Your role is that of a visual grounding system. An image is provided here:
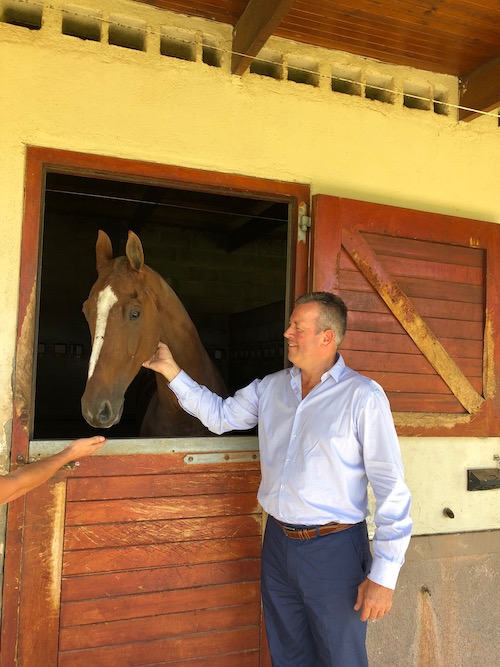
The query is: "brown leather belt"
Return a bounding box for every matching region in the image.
[274,518,357,540]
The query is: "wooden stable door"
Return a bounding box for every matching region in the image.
[311,195,500,436]
[2,148,310,666]
[9,443,270,666]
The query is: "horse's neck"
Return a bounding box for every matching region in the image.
[153,273,210,378]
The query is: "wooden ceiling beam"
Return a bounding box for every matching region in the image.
[459,56,500,121]
[231,0,296,76]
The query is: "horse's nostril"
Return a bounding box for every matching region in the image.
[98,402,112,424]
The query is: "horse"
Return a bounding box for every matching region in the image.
[81,229,227,436]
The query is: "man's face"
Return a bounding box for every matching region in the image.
[284,302,332,369]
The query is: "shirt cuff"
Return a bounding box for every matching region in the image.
[368,556,402,590]
[168,369,199,399]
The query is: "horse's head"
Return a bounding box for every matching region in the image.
[81,230,161,428]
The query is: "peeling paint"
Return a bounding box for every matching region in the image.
[47,481,66,612]
[483,310,496,399]
[394,411,471,430]
[14,282,37,429]
[297,201,309,244]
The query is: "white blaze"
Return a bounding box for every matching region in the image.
[87,285,118,379]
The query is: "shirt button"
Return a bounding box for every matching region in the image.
[280,484,285,490]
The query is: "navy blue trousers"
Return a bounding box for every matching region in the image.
[261,518,372,667]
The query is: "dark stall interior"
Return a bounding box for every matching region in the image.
[34,173,290,439]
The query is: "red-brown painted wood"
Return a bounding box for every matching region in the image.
[311,194,500,435]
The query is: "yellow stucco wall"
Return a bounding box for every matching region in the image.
[1,0,499,542]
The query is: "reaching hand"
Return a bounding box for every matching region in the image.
[64,435,107,461]
[0,435,107,505]
[142,342,181,382]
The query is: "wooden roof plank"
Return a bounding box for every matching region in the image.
[231,0,296,75]
[459,55,500,120]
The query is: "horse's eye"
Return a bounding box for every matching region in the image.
[130,309,141,320]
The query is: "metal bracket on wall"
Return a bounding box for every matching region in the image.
[184,451,259,465]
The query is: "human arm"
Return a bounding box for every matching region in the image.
[0,435,107,504]
[354,383,412,619]
[144,342,260,434]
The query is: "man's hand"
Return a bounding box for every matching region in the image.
[142,342,181,382]
[354,578,394,621]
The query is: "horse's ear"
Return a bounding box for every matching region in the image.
[96,230,113,273]
[126,231,144,272]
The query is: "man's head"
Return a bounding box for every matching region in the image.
[294,292,347,346]
[284,292,348,371]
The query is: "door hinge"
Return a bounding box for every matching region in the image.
[298,202,311,242]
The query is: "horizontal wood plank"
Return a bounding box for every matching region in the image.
[360,232,485,267]
[386,393,465,413]
[62,559,261,601]
[342,350,483,378]
[367,372,481,395]
[347,310,484,341]
[67,470,261,501]
[342,330,484,359]
[61,580,260,626]
[126,652,260,667]
[64,515,262,550]
[65,493,261,525]
[340,248,484,285]
[60,601,261,650]
[340,263,484,303]
[341,289,484,322]
[63,536,262,576]
[62,454,261,479]
[58,626,260,666]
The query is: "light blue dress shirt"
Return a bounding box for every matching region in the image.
[169,354,412,589]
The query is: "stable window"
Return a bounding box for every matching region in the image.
[35,175,293,439]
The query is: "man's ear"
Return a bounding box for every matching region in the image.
[322,329,335,346]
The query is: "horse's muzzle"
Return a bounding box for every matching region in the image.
[81,397,124,429]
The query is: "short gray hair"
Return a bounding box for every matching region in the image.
[295,292,348,346]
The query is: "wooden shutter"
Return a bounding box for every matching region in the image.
[311,195,500,436]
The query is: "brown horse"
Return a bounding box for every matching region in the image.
[81,230,227,436]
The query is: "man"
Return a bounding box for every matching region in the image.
[143,292,412,667]
[0,435,106,504]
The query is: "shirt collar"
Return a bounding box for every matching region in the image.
[290,354,346,384]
